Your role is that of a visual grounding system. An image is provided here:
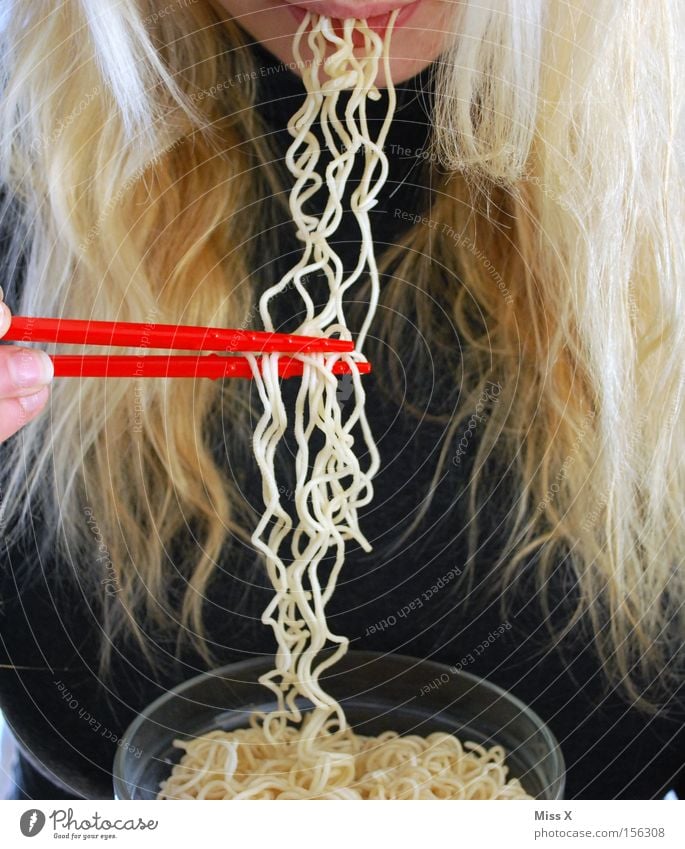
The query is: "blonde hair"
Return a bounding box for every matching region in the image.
[0,0,683,707]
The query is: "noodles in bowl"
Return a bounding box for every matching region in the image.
[159,728,528,800]
[114,652,564,800]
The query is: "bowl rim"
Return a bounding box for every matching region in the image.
[112,649,566,800]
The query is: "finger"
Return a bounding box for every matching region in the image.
[0,301,10,338]
[0,387,50,443]
[0,346,54,399]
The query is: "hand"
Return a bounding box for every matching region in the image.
[0,288,54,443]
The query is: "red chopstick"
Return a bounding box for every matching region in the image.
[50,355,371,380]
[3,316,353,354]
[1,316,370,380]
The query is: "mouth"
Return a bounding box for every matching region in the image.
[286,0,422,39]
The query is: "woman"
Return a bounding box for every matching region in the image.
[0,0,683,799]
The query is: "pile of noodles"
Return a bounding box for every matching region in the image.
[159,725,529,800]
[158,11,531,802]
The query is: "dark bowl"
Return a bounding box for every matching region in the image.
[113,650,565,799]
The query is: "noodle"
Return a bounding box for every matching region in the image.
[160,729,529,800]
[158,12,531,801]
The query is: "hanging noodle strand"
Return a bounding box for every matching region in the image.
[158,12,531,801]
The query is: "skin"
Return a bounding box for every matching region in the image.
[211,0,454,85]
[0,291,53,443]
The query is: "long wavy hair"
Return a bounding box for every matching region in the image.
[0,0,683,708]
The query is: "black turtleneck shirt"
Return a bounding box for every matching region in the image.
[0,40,683,801]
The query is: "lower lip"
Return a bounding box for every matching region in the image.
[287,1,421,40]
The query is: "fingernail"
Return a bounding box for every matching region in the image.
[18,386,49,413]
[0,285,4,301]
[0,303,10,335]
[7,349,54,388]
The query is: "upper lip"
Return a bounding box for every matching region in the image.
[286,1,417,19]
